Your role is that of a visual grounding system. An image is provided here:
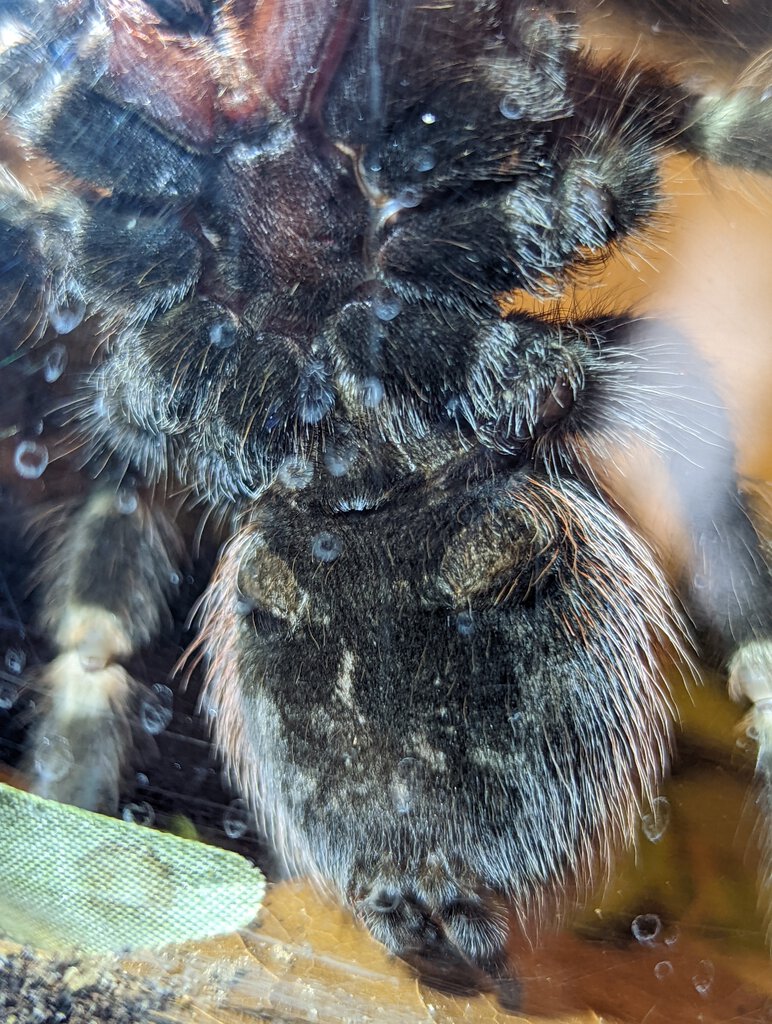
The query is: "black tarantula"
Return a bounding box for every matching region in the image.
[1,0,771,1006]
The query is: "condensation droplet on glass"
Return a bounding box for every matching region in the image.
[311,531,342,563]
[456,610,475,637]
[373,292,402,322]
[140,683,174,735]
[499,93,523,120]
[14,440,49,479]
[34,734,73,782]
[642,795,670,843]
[631,913,661,945]
[42,343,68,383]
[298,360,335,425]
[654,961,673,981]
[509,711,525,738]
[390,756,425,815]
[115,489,138,515]
[396,187,421,209]
[324,443,354,477]
[692,959,714,996]
[5,647,25,675]
[360,377,384,408]
[414,147,436,173]
[49,291,85,334]
[223,798,250,839]
[277,455,314,489]
[0,678,20,710]
[421,111,437,125]
[208,319,237,349]
[122,800,155,827]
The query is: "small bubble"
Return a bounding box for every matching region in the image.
[140,683,174,735]
[642,796,671,843]
[4,647,25,674]
[631,913,662,945]
[34,734,73,782]
[421,111,437,125]
[49,291,85,334]
[114,489,138,515]
[122,801,155,826]
[456,610,475,637]
[42,343,67,383]
[499,93,523,119]
[654,961,673,980]
[135,772,149,786]
[372,291,402,322]
[414,147,436,173]
[360,377,384,408]
[277,455,314,489]
[692,959,714,996]
[208,319,237,348]
[14,440,49,479]
[169,571,181,587]
[311,531,342,563]
[223,798,250,839]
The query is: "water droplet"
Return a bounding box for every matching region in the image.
[373,292,401,322]
[49,290,85,334]
[42,343,67,383]
[34,734,73,782]
[169,571,181,587]
[509,711,525,738]
[140,683,173,735]
[631,913,661,945]
[456,610,475,637]
[311,531,342,563]
[135,772,149,786]
[0,679,19,710]
[324,443,355,477]
[114,489,138,515]
[654,960,673,980]
[499,93,523,120]
[396,186,421,209]
[297,359,335,424]
[390,756,425,814]
[223,798,250,839]
[208,318,237,348]
[122,800,155,826]
[642,796,670,843]
[5,647,25,674]
[692,959,714,996]
[360,377,384,408]
[342,747,359,769]
[277,455,314,489]
[421,111,437,125]
[14,440,49,479]
[414,147,436,173]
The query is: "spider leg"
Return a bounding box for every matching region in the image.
[25,489,181,812]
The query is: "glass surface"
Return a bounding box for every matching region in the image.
[0,2,770,1022]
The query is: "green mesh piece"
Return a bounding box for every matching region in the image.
[0,783,265,954]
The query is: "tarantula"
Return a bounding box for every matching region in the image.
[1,0,771,1006]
